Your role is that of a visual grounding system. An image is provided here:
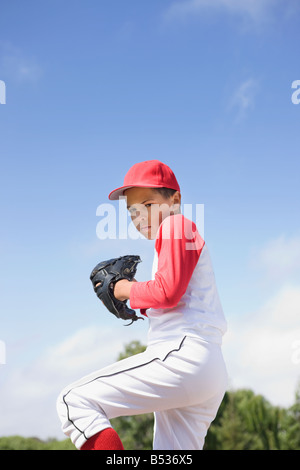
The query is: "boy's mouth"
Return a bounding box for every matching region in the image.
[140,225,151,232]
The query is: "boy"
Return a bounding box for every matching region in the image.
[57,160,227,450]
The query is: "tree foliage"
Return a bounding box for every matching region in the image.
[0,436,76,450]
[1,341,299,450]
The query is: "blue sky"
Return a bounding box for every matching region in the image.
[1,0,300,440]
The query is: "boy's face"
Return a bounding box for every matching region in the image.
[124,187,181,240]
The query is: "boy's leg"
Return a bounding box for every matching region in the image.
[80,428,124,450]
[57,343,187,449]
[57,337,227,450]
[153,391,225,450]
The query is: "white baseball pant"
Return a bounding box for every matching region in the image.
[56,336,228,450]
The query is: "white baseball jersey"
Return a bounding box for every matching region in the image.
[57,214,228,450]
[130,213,227,347]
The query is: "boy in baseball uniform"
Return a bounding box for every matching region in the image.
[57,160,228,450]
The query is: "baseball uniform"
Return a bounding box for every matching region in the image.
[57,213,227,450]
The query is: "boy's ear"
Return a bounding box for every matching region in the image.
[170,192,181,215]
[173,191,181,205]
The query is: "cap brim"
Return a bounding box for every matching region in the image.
[108,184,169,200]
[108,185,135,200]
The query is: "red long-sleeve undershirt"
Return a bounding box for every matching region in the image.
[129,214,204,312]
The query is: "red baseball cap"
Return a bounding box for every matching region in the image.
[108,160,180,200]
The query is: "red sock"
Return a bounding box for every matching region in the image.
[81,428,124,450]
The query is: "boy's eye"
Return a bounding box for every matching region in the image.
[129,203,152,213]
[128,202,155,218]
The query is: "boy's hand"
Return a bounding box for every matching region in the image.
[113,278,137,301]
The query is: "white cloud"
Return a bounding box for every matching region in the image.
[223,284,300,407]
[251,234,300,285]
[228,78,259,121]
[164,0,277,24]
[223,234,300,407]
[0,323,148,439]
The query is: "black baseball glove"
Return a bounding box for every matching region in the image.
[90,255,144,325]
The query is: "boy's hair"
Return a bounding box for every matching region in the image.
[152,187,178,199]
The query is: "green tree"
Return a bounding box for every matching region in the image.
[243,394,283,449]
[117,340,146,361]
[280,381,300,450]
[0,436,75,450]
[205,389,287,450]
[206,389,261,449]
[111,414,154,450]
